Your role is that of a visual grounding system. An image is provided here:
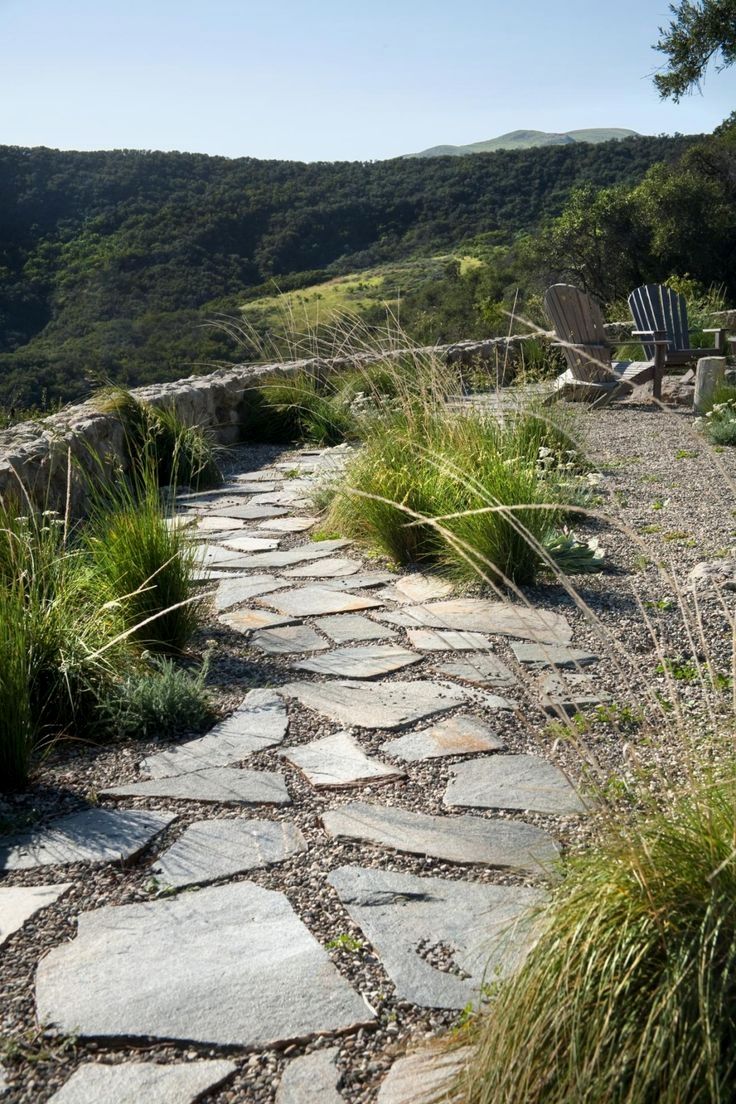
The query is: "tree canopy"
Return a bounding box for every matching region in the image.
[654,0,736,99]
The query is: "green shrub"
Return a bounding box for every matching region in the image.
[461,769,736,1104]
[239,371,357,445]
[85,473,202,654]
[101,388,223,489]
[697,388,736,446]
[95,654,214,739]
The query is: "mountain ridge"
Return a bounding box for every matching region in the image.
[406,128,641,158]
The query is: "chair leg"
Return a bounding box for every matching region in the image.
[653,344,666,401]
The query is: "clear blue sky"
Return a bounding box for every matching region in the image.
[1,0,734,161]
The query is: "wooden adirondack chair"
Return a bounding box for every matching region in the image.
[628,284,726,370]
[544,284,666,406]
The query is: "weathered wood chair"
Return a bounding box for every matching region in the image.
[628,284,726,371]
[544,284,666,406]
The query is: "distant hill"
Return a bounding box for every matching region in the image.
[407,128,640,158]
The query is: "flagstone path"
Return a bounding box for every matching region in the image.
[0,444,604,1103]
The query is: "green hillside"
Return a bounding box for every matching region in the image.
[408,128,640,157]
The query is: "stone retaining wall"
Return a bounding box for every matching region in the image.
[0,328,607,515]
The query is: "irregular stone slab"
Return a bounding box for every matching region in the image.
[189,515,249,532]
[220,535,280,552]
[0,809,175,871]
[0,884,72,946]
[328,866,541,1009]
[283,557,363,579]
[393,575,454,603]
[261,587,383,618]
[321,572,397,591]
[194,544,253,567]
[222,608,298,632]
[251,625,330,655]
[282,733,404,789]
[407,628,493,652]
[511,641,598,669]
[432,654,518,688]
[539,672,610,715]
[293,645,422,679]
[688,558,736,591]
[280,680,467,730]
[208,503,289,520]
[276,1047,342,1104]
[48,1060,236,1104]
[195,568,251,585]
[376,599,572,644]
[445,755,587,815]
[104,768,290,807]
[37,881,373,1047]
[215,575,289,611]
[224,481,279,493]
[322,802,558,873]
[316,614,398,643]
[382,715,502,761]
[250,490,310,507]
[258,516,319,533]
[232,541,351,569]
[141,689,289,778]
[151,819,307,888]
[377,1047,472,1104]
[237,470,285,482]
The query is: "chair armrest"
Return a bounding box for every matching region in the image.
[703,329,724,334]
[631,331,669,345]
[550,342,608,350]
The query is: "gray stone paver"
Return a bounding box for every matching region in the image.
[231,541,351,569]
[47,1060,237,1103]
[375,598,572,644]
[316,613,398,643]
[251,624,330,655]
[208,503,290,520]
[280,680,468,729]
[382,715,503,761]
[328,866,542,1009]
[0,884,73,946]
[276,1048,343,1104]
[260,586,383,617]
[407,628,494,651]
[292,645,422,679]
[322,801,559,872]
[445,754,588,815]
[282,733,404,789]
[539,671,610,714]
[220,535,280,551]
[282,557,363,578]
[140,689,288,778]
[258,516,319,532]
[104,767,291,807]
[36,882,373,1046]
[221,607,298,632]
[510,641,598,669]
[431,654,518,688]
[151,819,307,888]
[0,809,176,871]
[214,575,289,611]
[377,1047,472,1104]
[320,572,397,591]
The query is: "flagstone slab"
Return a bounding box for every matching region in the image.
[208,504,289,520]
[280,680,467,730]
[151,818,307,888]
[261,587,384,618]
[539,672,610,714]
[382,715,503,761]
[214,575,289,611]
[105,768,290,807]
[0,809,175,871]
[283,558,363,579]
[48,1060,237,1104]
[195,569,251,585]
[321,573,397,591]
[0,884,73,946]
[510,642,599,669]
[141,689,289,778]
[328,866,542,1009]
[316,614,398,643]
[276,1048,342,1104]
[250,490,310,507]
[322,802,559,873]
[393,575,455,603]
[194,544,252,567]
[432,655,518,688]
[407,629,494,652]
[36,881,373,1047]
[251,625,330,655]
[221,608,298,632]
[232,541,351,569]
[188,515,249,532]
[237,470,285,482]
[293,645,422,679]
[258,516,319,533]
[220,535,280,552]
[282,733,404,789]
[445,755,587,815]
[375,599,572,644]
[377,1047,472,1104]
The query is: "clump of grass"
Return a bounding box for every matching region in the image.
[0,585,35,790]
[461,769,736,1104]
[85,469,201,654]
[101,388,223,489]
[95,654,214,739]
[238,370,358,446]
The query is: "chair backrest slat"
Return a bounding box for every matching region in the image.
[628,284,690,358]
[544,284,615,383]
